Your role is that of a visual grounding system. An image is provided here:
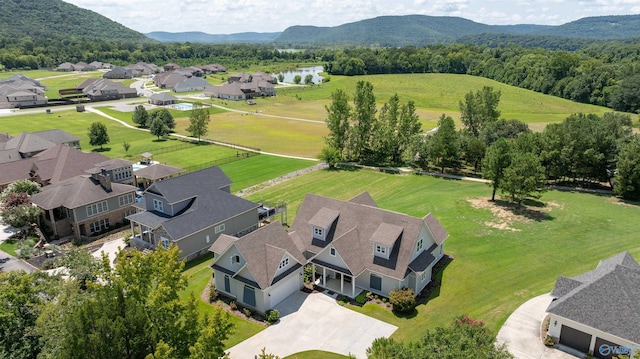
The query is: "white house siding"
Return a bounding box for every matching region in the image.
[266,268,303,310]
[548,315,639,358]
[408,225,437,264]
[315,244,350,270]
[355,269,402,298]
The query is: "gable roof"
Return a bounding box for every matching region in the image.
[290,192,448,280]
[0,130,81,165]
[0,145,108,186]
[547,251,640,344]
[129,167,258,240]
[85,158,133,173]
[31,175,137,210]
[149,92,177,102]
[133,163,183,181]
[211,222,306,289]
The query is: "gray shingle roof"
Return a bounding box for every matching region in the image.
[547,251,640,344]
[289,192,449,280]
[133,163,183,181]
[86,158,133,173]
[211,222,306,289]
[137,167,258,240]
[149,92,177,102]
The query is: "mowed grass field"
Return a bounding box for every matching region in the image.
[240,168,640,342]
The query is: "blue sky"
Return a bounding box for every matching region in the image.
[63,0,640,34]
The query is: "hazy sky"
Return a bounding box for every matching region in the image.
[63,0,640,34]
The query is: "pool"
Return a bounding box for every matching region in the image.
[168,103,194,111]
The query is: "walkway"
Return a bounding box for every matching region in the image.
[496,294,579,359]
[227,291,397,359]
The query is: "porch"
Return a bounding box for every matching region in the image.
[312,263,357,298]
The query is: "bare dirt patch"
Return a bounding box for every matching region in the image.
[468,197,555,232]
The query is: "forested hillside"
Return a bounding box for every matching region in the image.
[0,0,150,43]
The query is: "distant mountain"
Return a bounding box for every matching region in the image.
[532,15,640,39]
[0,0,150,42]
[146,31,281,43]
[271,14,640,46]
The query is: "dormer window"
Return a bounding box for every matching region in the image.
[313,226,324,240]
[375,244,387,255]
[278,257,289,270]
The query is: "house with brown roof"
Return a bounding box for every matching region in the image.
[0,74,47,109]
[546,252,640,359]
[127,166,260,261]
[77,78,137,101]
[31,171,137,240]
[0,144,107,191]
[103,67,134,80]
[153,71,188,89]
[85,158,135,186]
[209,192,449,314]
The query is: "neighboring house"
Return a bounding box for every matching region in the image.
[205,76,276,100]
[154,72,188,89]
[195,64,226,74]
[0,129,80,164]
[173,77,209,93]
[55,62,75,72]
[204,83,246,101]
[228,72,253,83]
[546,251,640,359]
[0,144,107,190]
[149,92,178,105]
[133,163,183,190]
[77,78,137,101]
[103,67,134,79]
[127,166,260,261]
[164,63,181,71]
[85,158,135,186]
[210,222,307,314]
[208,192,449,314]
[0,74,47,109]
[31,171,137,240]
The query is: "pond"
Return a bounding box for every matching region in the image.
[275,65,324,84]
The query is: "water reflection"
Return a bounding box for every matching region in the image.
[275,66,324,84]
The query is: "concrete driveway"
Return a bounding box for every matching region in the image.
[227,291,397,359]
[497,294,579,359]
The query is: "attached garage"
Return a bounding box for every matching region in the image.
[269,274,300,308]
[560,325,592,354]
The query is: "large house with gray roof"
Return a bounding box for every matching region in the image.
[127,166,260,261]
[209,192,449,314]
[76,78,137,101]
[0,74,47,109]
[546,251,640,359]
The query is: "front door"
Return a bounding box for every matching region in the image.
[224,275,230,293]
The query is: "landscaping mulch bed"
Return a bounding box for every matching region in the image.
[201,278,268,327]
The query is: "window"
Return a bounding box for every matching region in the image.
[375,245,386,255]
[153,199,164,212]
[231,255,240,264]
[278,257,289,270]
[215,223,225,234]
[161,237,170,250]
[86,201,108,217]
[420,271,428,282]
[416,238,423,252]
[89,218,109,233]
[313,227,323,237]
[330,247,336,256]
[119,193,134,207]
[206,235,210,243]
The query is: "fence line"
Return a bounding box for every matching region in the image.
[182,151,260,173]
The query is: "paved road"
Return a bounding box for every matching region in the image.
[0,249,35,273]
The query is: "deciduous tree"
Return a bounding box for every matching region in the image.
[482,138,512,201]
[132,105,150,127]
[459,86,501,137]
[88,122,109,149]
[324,89,351,157]
[351,81,377,162]
[501,151,547,204]
[614,135,640,200]
[149,117,170,139]
[429,114,459,173]
[186,102,210,142]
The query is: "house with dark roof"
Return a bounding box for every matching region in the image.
[546,251,640,359]
[133,163,183,189]
[103,67,134,80]
[209,192,449,314]
[31,171,137,240]
[0,129,80,164]
[77,78,137,101]
[127,166,260,261]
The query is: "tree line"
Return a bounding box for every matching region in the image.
[323,84,640,202]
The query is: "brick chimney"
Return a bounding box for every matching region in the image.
[97,168,112,192]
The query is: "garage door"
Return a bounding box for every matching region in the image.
[269,275,300,307]
[594,337,627,359]
[560,325,592,354]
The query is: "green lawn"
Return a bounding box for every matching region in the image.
[243,167,640,342]
[0,240,18,257]
[220,155,316,193]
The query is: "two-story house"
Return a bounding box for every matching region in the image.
[31,171,137,240]
[209,192,449,314]
[85,158,135,186]
[127,166,260,261]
